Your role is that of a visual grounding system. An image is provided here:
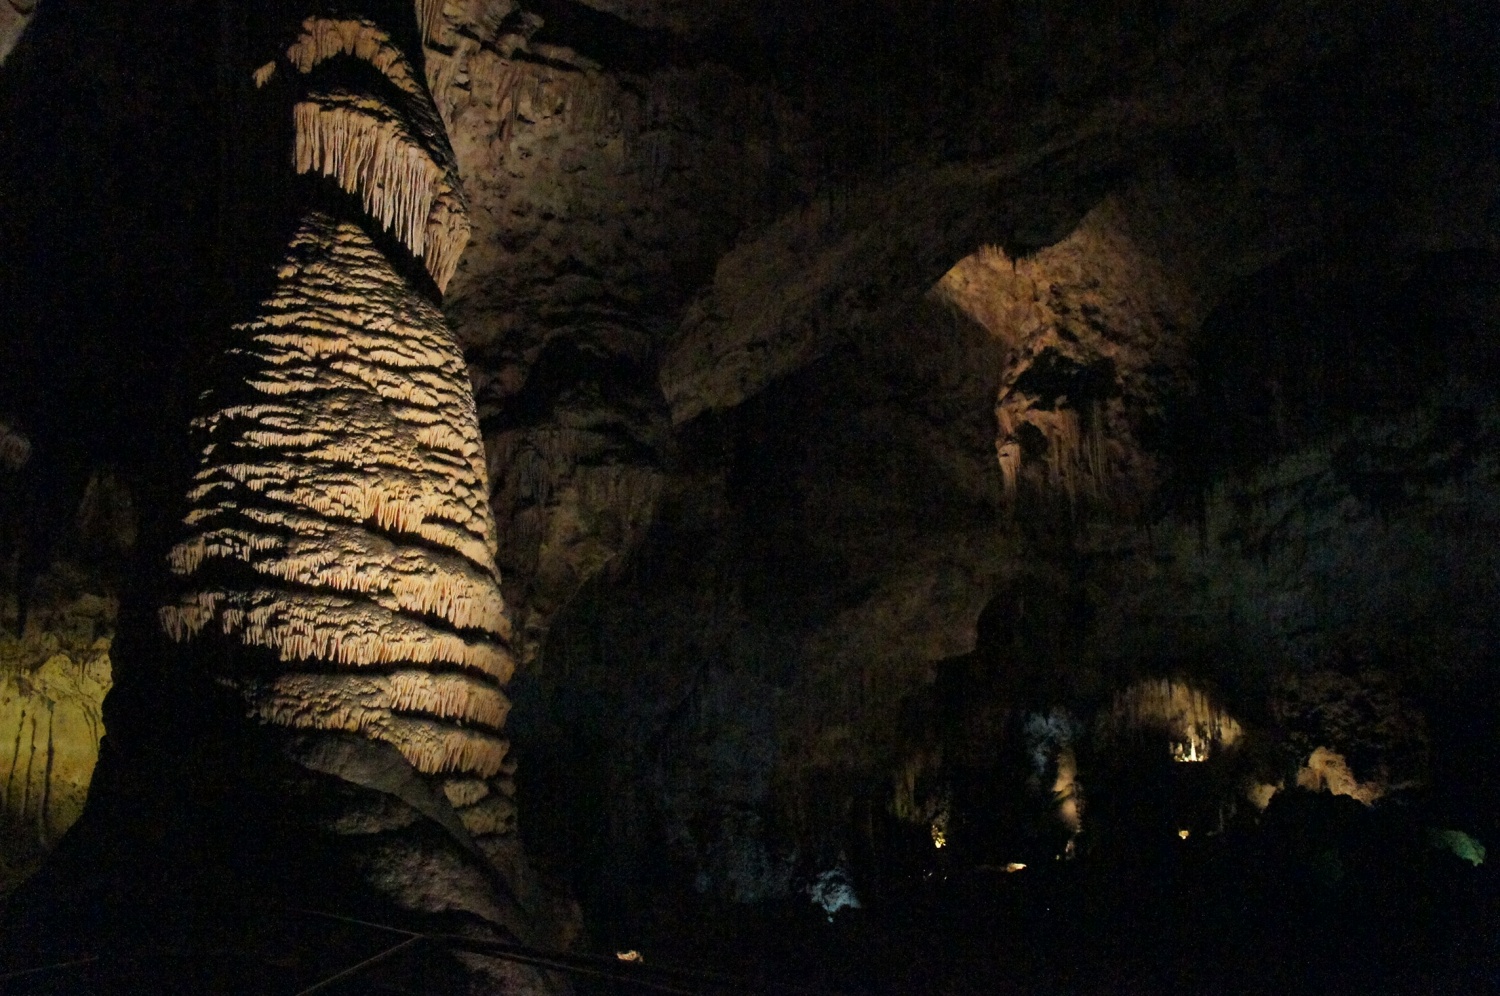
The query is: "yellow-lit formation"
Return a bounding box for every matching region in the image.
[1171,734,1209,763]
[1296,746,1387,806]
[1099,678,1243,764]
[160,214,514,783]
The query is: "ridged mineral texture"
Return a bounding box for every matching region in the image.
[161,213,515,781]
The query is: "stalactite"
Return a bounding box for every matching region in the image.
[1097,679,1243,762]
[292,94,470,292]
[996,440,1020,504]
[266,11,471,294]
[285,18,424,100]
[414,0,444,46]
[261,670,510,730]
[995,396,1109,511]
[256,691,510,777]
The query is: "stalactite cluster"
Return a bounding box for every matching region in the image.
[273,16,471,293]
[292,97,468,293]
[1096,679,1243,761]
[994,402,1108,509]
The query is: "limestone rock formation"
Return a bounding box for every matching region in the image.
[0,0,36,66]
[0,0,1497,989]
[0,623,111,893]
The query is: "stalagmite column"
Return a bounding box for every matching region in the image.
[153,4,531,935]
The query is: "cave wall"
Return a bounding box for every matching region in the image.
[496,0,1500,934]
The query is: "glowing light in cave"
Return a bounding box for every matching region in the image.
[1004,862,1028,873]
[930,798,952,848]
[1171,734,1209,763]
[616,950,644,963]
[1429,829,1486,867]
[1178,829,1190,840]
[808,867,862,920]
[1296,747,1386,805]
[1101,680,1243,767]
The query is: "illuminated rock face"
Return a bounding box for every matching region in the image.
[2,0,1497,971]
[1098,679,1243,764]
[931,197,1210,516]
[0,460,130,897]
[281,15,471,294]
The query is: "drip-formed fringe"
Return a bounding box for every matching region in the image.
[286,18,422,98]
[167,524,509,635]
[293,97,469,291]
[1098,678,1243,747]
[455,793,517,837]
[385,669,510,727]
[159,591,516,684]
[396,720,508,777]
[422,187,469,295]
[415,0,444,45]
[163,212,506,783]
[264,670,510,729]
[442,777,490,808]
[256,695,510,778]
[199,466,493,569]
[996,440,1020,502]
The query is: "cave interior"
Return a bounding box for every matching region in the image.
[1,0,1499,992]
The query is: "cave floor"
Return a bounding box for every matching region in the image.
[580,815,1500,996]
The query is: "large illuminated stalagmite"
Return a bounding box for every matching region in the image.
[146,3,535,952]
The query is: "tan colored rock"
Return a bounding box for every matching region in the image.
[1097,678,1243,763]
[161,215,516,781]
[1296,746,1386,806]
